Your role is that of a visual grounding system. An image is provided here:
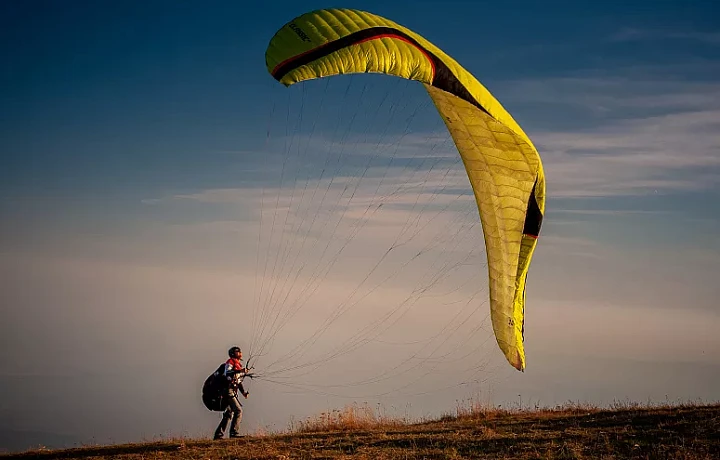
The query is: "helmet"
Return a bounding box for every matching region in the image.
[228,346,242,357]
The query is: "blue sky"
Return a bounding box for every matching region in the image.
[2,0,719,453]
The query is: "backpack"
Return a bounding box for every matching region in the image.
[202,363,229,412]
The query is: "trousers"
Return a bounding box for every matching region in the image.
[214,389,243,437]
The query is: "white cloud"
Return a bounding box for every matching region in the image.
[503,75,720,199]
[609,27,720,45]
[537,109,720,197]
[143,73,720,203]
[170,188,256,203]
[503,78,720,113]
[552,209,672,215]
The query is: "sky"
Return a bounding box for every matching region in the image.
[2,0,720,453]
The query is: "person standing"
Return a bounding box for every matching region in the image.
[214,346,249,440]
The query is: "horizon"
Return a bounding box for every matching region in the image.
[2,0,719,453]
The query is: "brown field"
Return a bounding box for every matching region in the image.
[3,401,719,459]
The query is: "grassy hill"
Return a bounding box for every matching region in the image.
[3,402,718,459]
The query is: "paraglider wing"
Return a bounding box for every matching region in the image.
[265,8,545,371]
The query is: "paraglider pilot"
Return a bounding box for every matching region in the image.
[214,346,249,439]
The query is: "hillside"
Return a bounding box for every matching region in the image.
[3,403,719,459]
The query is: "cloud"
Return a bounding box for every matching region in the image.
[503,77,720,118]
[552,209,672,216]
[493,74,720,199]
[166,187,257,204]
[537,109,720,197]
[142,64,720,204]
[132,70,720,311]
[609,27,720,45]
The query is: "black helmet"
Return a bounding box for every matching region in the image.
[228,346,242,357]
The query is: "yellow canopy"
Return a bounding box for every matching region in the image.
[265,8,545,371]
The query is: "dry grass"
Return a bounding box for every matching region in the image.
[3,401,719,459]
[290,403,408,433]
